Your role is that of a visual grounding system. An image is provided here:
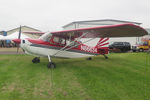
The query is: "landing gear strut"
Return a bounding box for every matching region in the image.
[32,57,40,63]
[47,55,56,68]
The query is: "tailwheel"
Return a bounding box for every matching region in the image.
[32,57,40,63]
[103,54,108,59]
[86,57,92,60]
[47,62,56,69]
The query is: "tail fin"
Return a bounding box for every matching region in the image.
[95,38,109,48]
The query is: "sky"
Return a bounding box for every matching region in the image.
[0,0,150,32]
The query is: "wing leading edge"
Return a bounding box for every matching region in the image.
[51,23,148,39]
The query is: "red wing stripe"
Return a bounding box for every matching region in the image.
[98,38,104,43]
[97,43,109,47]
[98,38,109,44]
[96,38,104,47]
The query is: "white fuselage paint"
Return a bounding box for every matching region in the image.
[20,39,95,58]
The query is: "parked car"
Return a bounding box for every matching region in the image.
[109,42,131,52]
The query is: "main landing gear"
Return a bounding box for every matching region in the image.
[32,56,56,69]
[32,57,40,63]
[47,55,56,69]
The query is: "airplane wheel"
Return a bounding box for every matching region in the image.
[86,57,92,60]
[32,57,40,63]
[47,62,56,69]
[105,56,108,59]
[103,54,108,59]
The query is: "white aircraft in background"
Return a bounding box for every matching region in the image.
[13,24,148,68]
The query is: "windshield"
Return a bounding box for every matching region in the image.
[39,32,52,42]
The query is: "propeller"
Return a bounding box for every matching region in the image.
[17,25,22,53]
[18,25,21,39]
[13,25,22,53]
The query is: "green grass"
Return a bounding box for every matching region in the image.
[0,53,150,100]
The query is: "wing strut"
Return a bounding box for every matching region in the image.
[52,32,89,56]
[52,38,96,56]
[65,38,95,51]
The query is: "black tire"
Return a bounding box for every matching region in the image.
[36,59,40,63]
[47,62,56,69]
[105,56,108,59]
[86,57,92,60]
[32,59,35,63]
[32,57,40,63]
[139,48,144,52]
[103,54,108,59]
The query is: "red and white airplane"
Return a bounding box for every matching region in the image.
[13,23,148,68]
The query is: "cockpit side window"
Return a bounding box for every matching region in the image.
[53,37,59,43]
[52,36,66,46]
[45,36,52,42]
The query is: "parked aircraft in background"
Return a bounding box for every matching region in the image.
[13,24,148,68]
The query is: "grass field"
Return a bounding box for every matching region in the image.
[0,53,150,100]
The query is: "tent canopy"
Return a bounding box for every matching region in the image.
[0,32,30,40]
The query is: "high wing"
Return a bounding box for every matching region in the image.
[51,23,148,39]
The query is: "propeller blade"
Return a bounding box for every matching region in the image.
[18,25,21,39]
[12,39,21,53]
[17,26,22,53]
[12,39,21,44]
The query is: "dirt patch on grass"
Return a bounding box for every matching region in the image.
[0,48,24,54]
[1,82,25,94]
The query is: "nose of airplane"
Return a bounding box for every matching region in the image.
[12,39,21,44]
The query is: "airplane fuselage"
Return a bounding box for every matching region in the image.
[20,38,108,58]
